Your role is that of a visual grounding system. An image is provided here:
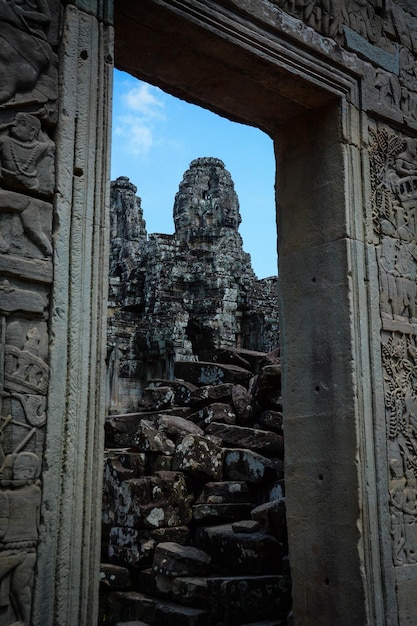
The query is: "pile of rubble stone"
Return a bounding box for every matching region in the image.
[100,347,291,626]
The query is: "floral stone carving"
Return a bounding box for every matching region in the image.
[370,123,417,567]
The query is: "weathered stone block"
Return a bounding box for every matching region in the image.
[103,454,146,531]
[206,423,284,457]
[171,577,209,608]
[173,434,224,480]
[192,402,236,427]
[113,472,193,529]
[157,414,204,440]
[175,361,252,387]
[134,420,175,455]
[251,500,288,544]
[149,379,198,405]
[257,410,283,434]
[196,523,284,574]
[105,413,148,447]
[231,384,256,423]
[196,481,251,504]
[100,563,132,590]
[105,409,192,447]
[251,365,281,409]
[109,526,190,570]
[192,502,253,522]
[139,386,175,410]
[108,527,148,569]
[213,348,253,371]
[231,520,261,533]
[189,383,234,407]
[224,448,284,484]
[112,591,158,623]
[148,454,173,473]
[152,542,211,578]
[208,575,292,624]
[153,602,209,626]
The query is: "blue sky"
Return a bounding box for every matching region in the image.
[111,69,278,279]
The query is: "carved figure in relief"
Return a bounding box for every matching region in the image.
[378,237,398,318]
[394,244,417,318]
[0,0,52,105]
[393,139,417,197]
[0,190,52,257]
[0,113,54,196]
[4,322,49,396]
[390,458,407,565]
[346,0,384,43]
[0,451,40,625]
[403,470,417,563]
[0,280,46,315]
[375,71,401,112]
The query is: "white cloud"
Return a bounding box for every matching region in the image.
[122,83,165,118]
[113,83,166,157]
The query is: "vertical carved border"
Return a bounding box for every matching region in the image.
[369,122,417,572]
[33,5,113,625]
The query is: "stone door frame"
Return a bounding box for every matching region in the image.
[32,1,394,624]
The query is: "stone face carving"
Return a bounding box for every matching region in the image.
[370,123,417,567]
[107,163,279,414]
[173,158,241,240]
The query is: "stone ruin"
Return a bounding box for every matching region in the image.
[101,158,285,624]
[100,347,290,625]
[107,158,279,414]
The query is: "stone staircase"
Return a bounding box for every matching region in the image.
[99,348,291,625]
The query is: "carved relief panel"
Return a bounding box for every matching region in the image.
[0,1,59,623]
[369,123,417,568]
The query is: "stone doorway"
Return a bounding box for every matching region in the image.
[110,1,379,625]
